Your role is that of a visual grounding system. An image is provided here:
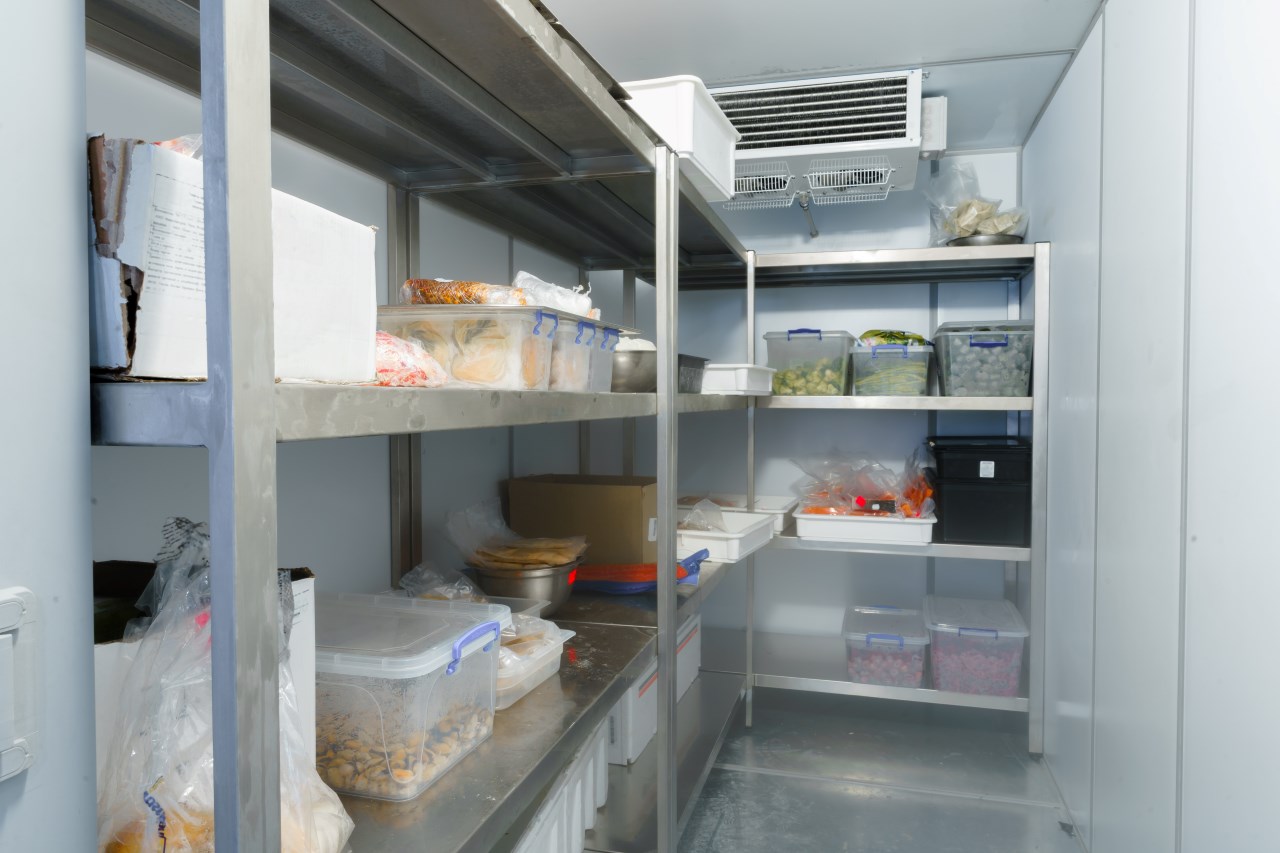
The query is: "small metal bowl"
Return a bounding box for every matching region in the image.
[611,351,658,392]
[947,234,1025,247]
[470,561,579,617]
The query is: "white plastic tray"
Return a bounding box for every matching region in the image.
[622,75,740,202]
[676,510,775,562]
[792,510,937,545]
[701,363,776,395]
[677,493,798,533]
[496,627,574,711]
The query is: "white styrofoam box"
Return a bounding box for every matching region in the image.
[677,510,775,563]
[607,613,700,765]
[701,363,776,395]
[622,76,740,202]
[677,494,799,533]
[792,510,936,545]
[514,719,609,853]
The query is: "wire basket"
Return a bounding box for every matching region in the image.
[805,155,893,205]
[724,160,795,210]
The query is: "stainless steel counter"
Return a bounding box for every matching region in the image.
[341,622,655,852]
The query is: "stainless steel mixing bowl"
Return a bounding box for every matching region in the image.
[470,561,578,617]
[611,351,658,392]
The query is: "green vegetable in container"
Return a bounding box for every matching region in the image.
[772,358,846,396]
[858,329,927,347]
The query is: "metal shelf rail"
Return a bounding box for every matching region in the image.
[732,244,1051,752]
[83,0,748,849]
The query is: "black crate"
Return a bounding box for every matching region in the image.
[934,481,1031,547]
[927,436,1031,482]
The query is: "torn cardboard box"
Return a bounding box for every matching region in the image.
[87,135,376,382]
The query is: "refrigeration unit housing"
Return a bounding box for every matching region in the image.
[710,69,947,210]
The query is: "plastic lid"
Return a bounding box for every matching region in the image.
[927,436,1029,452]
[763,329,855,341]
[842,605,929,648]
[924,595,1029,639]
[934,320,1034,334]
[315,593,506,679]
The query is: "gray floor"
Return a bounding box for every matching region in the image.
[681,690,1083,853]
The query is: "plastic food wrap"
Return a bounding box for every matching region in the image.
[374,331,448,387]
[677,499,728,532]
[924,163,1029,246]
[574,550,708,595]
[400,277,528,306]
[513,270,596,318]
[791,451,934,519]
[398,562,487,601]
[98,519,353,853]
[446,499,589,569]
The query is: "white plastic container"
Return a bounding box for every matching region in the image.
[924,595,1029,697]
[513,720,609,853]
[377,305,557,390]
[588,328,620,392]
[764,329,856,395]
[551,318,596,391]
[622,76,740,202]
[677,493,799,533]
[606,614,700,765]
[676,510,775,562]
[700,363,776,395]
[792,510,936,545]
[314,593,502,800]
[496,626,575,711]
[842,606,929,688]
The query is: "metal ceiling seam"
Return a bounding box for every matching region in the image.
[320,0,575,177]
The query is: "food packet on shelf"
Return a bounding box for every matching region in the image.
[446,498,589,569]
[98,519,353,853]
[513,270,595,318]
[792,452,903,517]
[400,277,528,305]
[398,561,487,601]
[678,498,728,532]
[374,331,448,387]
[898,447,937,519]
[923,161,1029,245]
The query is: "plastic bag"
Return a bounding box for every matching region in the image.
[374,331,448,387]
[446,499,589,569]
[400,277,527,306]
[513,270,596,318]
[923,162,1028,246]
[154,134,203,159]
[678,499,728,532]
[792,452,902,517]
[898,447,936,519]
[574,550,709,595]
[98,518,354,853]
[398,561,487,601]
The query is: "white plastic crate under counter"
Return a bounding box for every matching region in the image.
[792,510,937,545]
[622,76,740,201]
[677,511,775,562]
[677,493,798,533]
[700,363,776,395]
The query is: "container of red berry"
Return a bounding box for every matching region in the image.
[924,595,1028,697]
[842,605,930,688]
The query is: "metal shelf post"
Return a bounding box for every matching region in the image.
[201,0,281,848]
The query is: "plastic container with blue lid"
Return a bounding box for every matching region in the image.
[841,605,929,687]
[924,595,1028,697]
[764,329,855,395]
[314,593,502,800]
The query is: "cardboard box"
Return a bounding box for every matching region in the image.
[606,613,700,765]
[93,565,316,776]
[87,136,376,382]
[508,475,658,565]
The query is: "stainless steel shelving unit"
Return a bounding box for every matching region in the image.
[83,0,748,849]
[683,243,1051,754]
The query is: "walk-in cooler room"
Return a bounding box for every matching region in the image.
[1,1,1276,852]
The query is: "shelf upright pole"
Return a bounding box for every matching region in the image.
[622,269,637,476]
[654,146,680,853]
[745,250,757,727]
[1028,243,1052,755]
[388,185,423,585]
[200,0,281,848]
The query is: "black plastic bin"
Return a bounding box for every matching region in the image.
[927,436,1031,547]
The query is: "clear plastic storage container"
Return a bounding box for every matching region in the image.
[550,318,596,392]
[764,329,855,395]
[496,623,575,710]
[842,606,929,687]
[314,594,502,800]
[851,344,934,396]
[377,306,557,391]
[933,321,1034,397]
[924,595,1029,697]
[589,328,620,392]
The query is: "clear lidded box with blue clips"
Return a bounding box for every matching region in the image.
[933,320,1034,397]
[842,605,930,688]
[764,328,855,395]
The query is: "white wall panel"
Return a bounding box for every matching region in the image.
[1092,3,1192,851]
[1180,3,1280,850]
[0,7,96,848]
[1021,18,1103,845]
